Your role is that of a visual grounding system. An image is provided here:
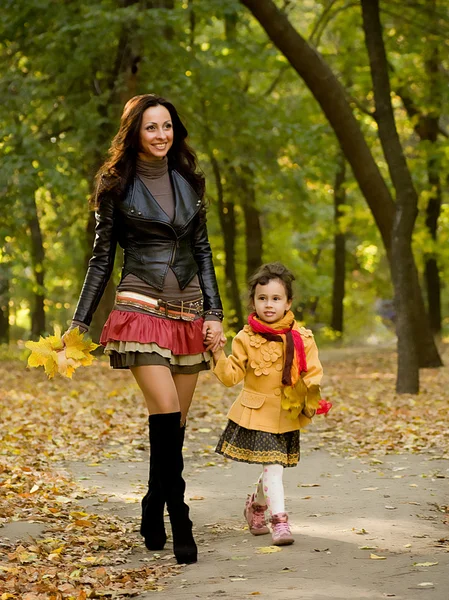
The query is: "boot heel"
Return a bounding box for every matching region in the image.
[170,506,197,564]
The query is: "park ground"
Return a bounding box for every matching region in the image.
[1,344,448,599]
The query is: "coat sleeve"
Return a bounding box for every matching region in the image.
[192,208,223,313]
[72,194,118,326]
[301,335,323,417]
[213,332,248,387]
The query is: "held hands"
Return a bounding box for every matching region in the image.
[202,320,226,356]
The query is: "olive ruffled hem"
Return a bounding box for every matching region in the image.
[105,340,210,372]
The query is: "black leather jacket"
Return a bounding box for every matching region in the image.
[73,170,222,326]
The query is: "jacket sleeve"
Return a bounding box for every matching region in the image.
[192,208,223,313]
[302,335,323,417]
[213,333,248,387]
[72,194,118,326]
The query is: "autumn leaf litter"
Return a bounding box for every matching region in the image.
[1,343,449,598]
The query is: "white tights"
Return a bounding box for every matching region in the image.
[255,464,285,516]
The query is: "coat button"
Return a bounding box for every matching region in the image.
[274,388,281,396]
[138,211,142,215]
[130,209,135,213]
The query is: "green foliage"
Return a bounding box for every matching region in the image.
[1,0,448,342]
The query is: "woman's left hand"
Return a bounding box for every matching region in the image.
[203,320,226,352]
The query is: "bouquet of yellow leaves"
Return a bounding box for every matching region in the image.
[25,326,99,379]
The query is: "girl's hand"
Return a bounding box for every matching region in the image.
[203,320,226,352]
[212,348,224,363]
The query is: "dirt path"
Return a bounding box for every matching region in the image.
[63,446,448,600]
[2,347,448,599]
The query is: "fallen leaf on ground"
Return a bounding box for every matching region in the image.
[370,553,387,560]
[414,561,438,567]
[256,546,282,554]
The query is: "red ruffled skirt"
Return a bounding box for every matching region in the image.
[100,310,206,354]
[100,310,210,371]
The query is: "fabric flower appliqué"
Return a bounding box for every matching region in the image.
[250,359,270,376]
[261,341,282,362]
[248,334,267,348]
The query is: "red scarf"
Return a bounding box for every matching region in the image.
[248,311,307,386]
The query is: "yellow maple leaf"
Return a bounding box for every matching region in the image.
[63,328,99,361]
[26,326,99,378]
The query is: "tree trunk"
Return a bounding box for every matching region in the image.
[425,156,442,334]
[209,155,244,331]
[361,0,423,392]
[0,262,10,344]
[27,196,46,339]
[229,165,263,282]
[397,27,442,334]
[331,154,346,334]
[423,7,442,333]
[239,0,442,372]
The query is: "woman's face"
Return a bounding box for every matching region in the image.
[139,104,174,161]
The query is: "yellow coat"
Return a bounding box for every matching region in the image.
[213,323,323,434]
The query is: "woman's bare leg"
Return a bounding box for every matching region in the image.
[172,372,199,425]
[130,365,179,414]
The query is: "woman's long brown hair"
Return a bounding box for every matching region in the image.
[90,94,205,208]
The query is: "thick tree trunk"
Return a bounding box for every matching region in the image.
[331,154,346,334]
[240,0,442,372]
[361,0,423,392]
[27,197,46,339]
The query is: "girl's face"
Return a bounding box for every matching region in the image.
[139,104,174,161]
[253,279,292,323]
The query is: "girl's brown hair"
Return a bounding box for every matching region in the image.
[90,94,205,208]
[248,262,295,302]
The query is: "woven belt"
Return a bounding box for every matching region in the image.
[115,291,203,322]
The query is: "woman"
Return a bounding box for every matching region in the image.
[68,94,224,564]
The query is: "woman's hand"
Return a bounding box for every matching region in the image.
[203,320,226,352]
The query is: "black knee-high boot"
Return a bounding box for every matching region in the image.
[151,412,197,564]
[141,419,187,551]
[141,417,166,550]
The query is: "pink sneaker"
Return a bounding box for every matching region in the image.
[271,512,294,545]
[243,493,270,535]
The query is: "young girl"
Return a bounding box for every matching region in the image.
[211,262,324,546]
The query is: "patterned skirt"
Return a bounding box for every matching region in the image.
[216,420,300,468]
[100,305,210,373]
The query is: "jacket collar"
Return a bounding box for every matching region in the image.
[133,169,202,230]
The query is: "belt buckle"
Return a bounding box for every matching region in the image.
[156,298,168,317]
